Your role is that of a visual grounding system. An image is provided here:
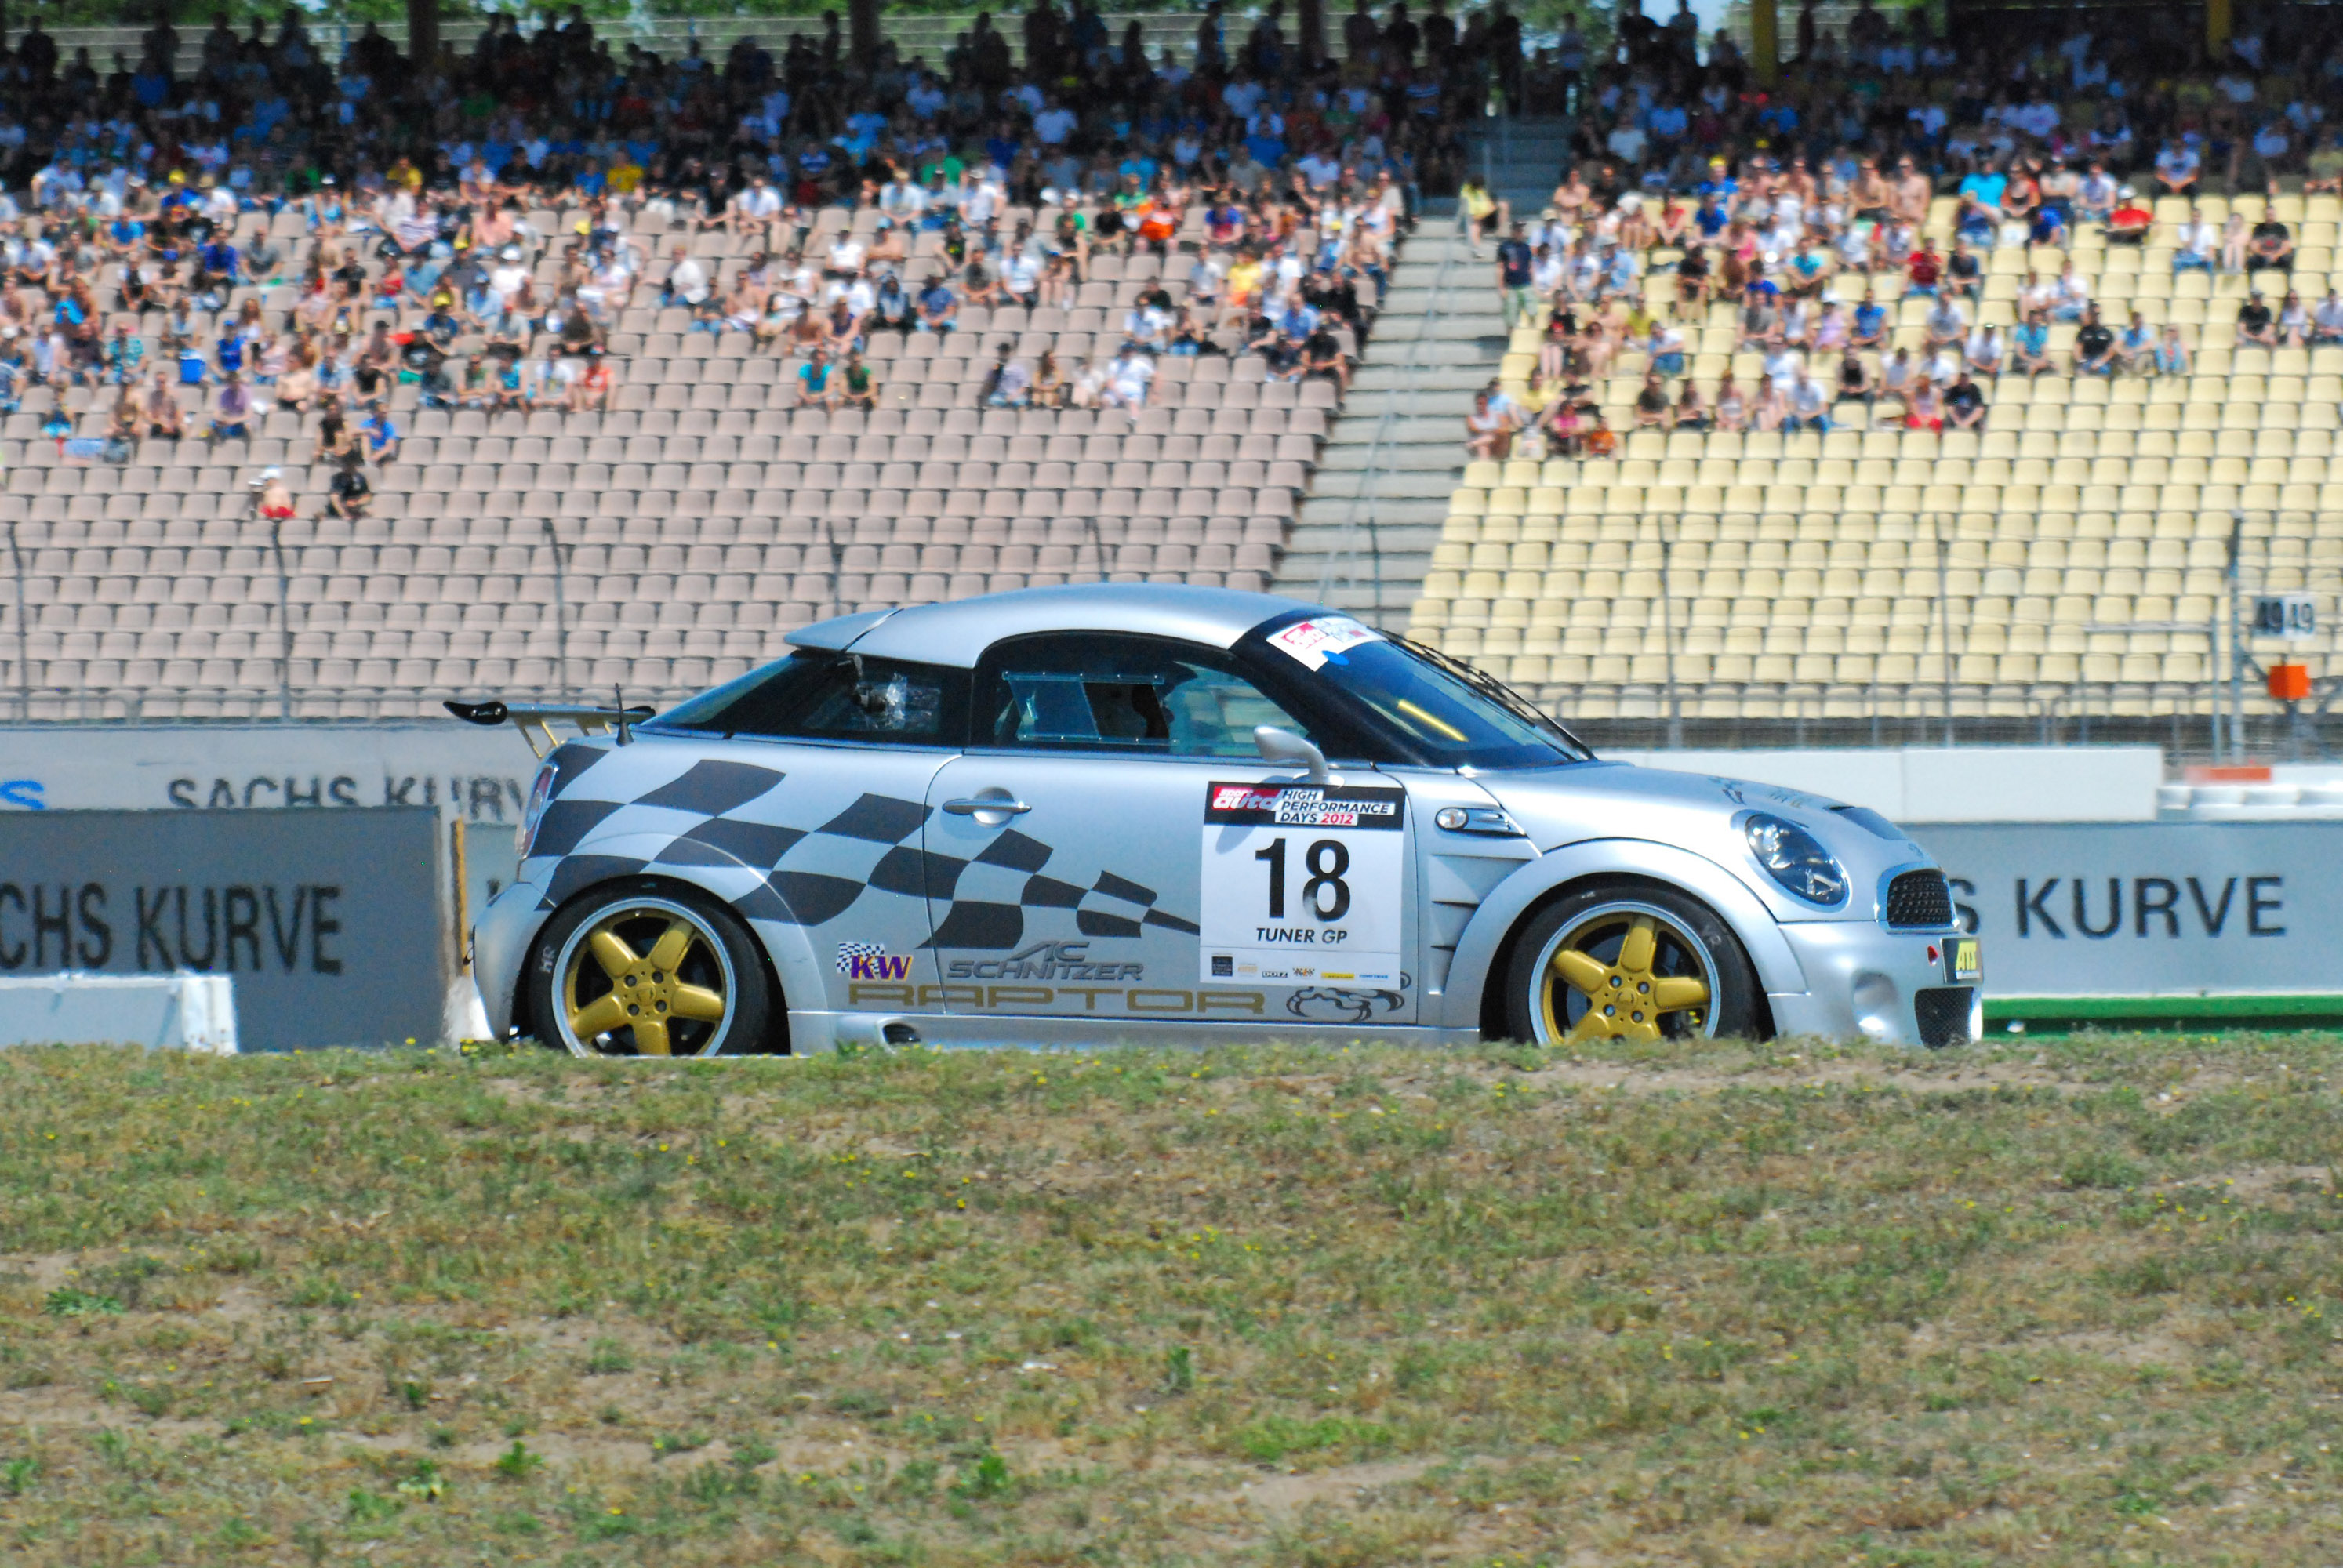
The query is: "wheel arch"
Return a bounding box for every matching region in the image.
[1435,839,1807,1038]
[517,851,805,1054]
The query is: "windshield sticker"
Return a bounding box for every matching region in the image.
[1266,616,1382,670]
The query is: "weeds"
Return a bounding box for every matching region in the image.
[0,1035,2339,1563]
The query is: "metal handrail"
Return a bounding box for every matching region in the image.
[1313,193,1466,626]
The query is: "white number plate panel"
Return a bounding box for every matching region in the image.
[1199,781,1405,985]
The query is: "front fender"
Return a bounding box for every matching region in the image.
[1431,838,1811,1032]
[527,832,828,1033]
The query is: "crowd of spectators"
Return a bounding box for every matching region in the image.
[1469,1,2343,458]
[0,0,1537,510]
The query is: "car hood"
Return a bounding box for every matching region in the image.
[1471,760,1936,924]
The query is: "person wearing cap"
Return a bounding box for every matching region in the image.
[2106,187,2152,245]
[257,466,296,521]
[2011,309,2055,378]
[1494,220,1536,328]
[1301,318,1349,393]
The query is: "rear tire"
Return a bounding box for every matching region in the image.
[527,880,773,1058]
[1502,880,1763,1045]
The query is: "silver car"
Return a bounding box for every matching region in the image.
[460,585,1980,1057]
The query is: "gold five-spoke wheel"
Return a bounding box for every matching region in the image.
[554,898,739,1058]
[1534,903,1720,1045]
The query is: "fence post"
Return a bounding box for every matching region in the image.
[2226,510,2246,762]
[1933,514,1954,746]
[268,509,292,722]
[1660,516,1681,748]
[5,517,25,723]
[542,517,569,702]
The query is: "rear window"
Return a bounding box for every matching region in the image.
[652,650,964,746]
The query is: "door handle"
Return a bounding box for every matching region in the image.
[943,795,1032,817]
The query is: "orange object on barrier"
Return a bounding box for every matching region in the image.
[2269,663,2312,702]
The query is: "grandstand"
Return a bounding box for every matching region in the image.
[1387,138,2343,753]
[0,2,1421,721]
[5,0,2341,759]
[1,205,1346,720]
[1411,196,2341,737]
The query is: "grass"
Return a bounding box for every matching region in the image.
[0,1032,2340,1564]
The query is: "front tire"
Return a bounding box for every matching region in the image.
[1502,880,1762,1045]
[527,881,772,1058]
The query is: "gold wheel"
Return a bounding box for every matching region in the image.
[554,898,737,1058]
[1531,901,1719,1045]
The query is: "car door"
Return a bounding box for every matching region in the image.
[921,630,1417,1030]
[644,647,965,1018]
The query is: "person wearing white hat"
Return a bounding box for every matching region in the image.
[257,467,295,521]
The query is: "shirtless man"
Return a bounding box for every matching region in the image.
[1850,156,1891,222]
[1889,156,1933,227]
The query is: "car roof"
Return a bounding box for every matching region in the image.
[786,583,1329,669]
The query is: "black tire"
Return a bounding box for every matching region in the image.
[1501,879,1764,1046]
[526,879,774,1058]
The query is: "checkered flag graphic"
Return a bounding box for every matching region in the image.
[834,940,889,975]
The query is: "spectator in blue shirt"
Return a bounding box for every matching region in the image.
[2011,310,2055,376]
[1851,292,1887,350]
[1959,165,2008,218]
[360,402,399,463]
[916,274,957,332]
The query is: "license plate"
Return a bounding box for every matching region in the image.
[1945,936,1982,983]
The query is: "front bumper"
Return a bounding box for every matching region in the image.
[474,876,554,1038]
[1766,920,1981,1047]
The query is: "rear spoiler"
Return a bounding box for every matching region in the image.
[444,699,658,759]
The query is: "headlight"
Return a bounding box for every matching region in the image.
[518,760,557,858]
[1743,812,1848,906]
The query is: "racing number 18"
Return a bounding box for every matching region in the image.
[1251,837,1352,921]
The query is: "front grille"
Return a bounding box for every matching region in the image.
[1914,987,1977,1048]
[1884,869,1954,928]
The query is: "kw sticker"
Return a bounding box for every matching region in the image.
[836,941,912,980]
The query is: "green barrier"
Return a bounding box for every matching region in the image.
[1985,994,2343,1034]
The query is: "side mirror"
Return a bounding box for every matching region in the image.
[1253,725,1330,783]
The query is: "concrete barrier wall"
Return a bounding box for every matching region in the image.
[0,974,238,1052]
[0,725,539,824]
[1909,822,2341,999]
[0,809,445,1051]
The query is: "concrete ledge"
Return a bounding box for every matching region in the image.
[0,974,238,1052]
[1989,994,2343,1034]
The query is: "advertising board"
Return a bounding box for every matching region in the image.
[1910,822,2338,997]
[0,725,537,822]
[0,808,445,1050]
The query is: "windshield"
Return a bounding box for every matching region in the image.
[1248,613,1593,770]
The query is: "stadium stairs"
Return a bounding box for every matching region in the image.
[1273,122,1567,627]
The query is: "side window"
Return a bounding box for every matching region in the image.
[975,633,1315,757]
[655,650,961,745]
